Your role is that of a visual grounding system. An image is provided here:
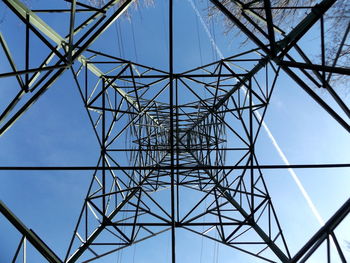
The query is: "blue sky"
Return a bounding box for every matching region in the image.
[0,0,349,262]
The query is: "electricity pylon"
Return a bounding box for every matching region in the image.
[64,52,290,262]
[0,0,349,262]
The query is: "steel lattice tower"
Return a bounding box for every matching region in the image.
[0,0,349,262]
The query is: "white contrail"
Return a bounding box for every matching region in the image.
[187,0,325,226]
[254,111,325,225]
[188,0,224,60]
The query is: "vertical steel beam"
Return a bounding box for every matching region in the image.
[169,0,176,262]
[263,0,276,55]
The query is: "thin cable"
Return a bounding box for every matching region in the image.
[194,0,204,66]
[114,19,123,57]
[207,0,217,60]
[132,233,137,263]
[200,231,204,262]
[117,20,125,58]
[188,0,224,60]
[210,12,218,61]
[212,231,217,263]
[199,196,207,263]
[130,18,138,62]
[187,0,325,226]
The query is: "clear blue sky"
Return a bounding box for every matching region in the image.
[0,0,349,262]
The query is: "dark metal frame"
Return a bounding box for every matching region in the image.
[60,46,291,262]
[0,0,349,262]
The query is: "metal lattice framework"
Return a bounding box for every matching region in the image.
[0,0,349,262]
[63,50,290,262]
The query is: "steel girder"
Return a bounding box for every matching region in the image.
[290,198,350,262]
[0,0,134,135]
[210,0,350,132]
[0,201,62,263]
[62,48,291,262]
[0,0,349,263]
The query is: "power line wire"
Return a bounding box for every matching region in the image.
[187,0,325,226]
